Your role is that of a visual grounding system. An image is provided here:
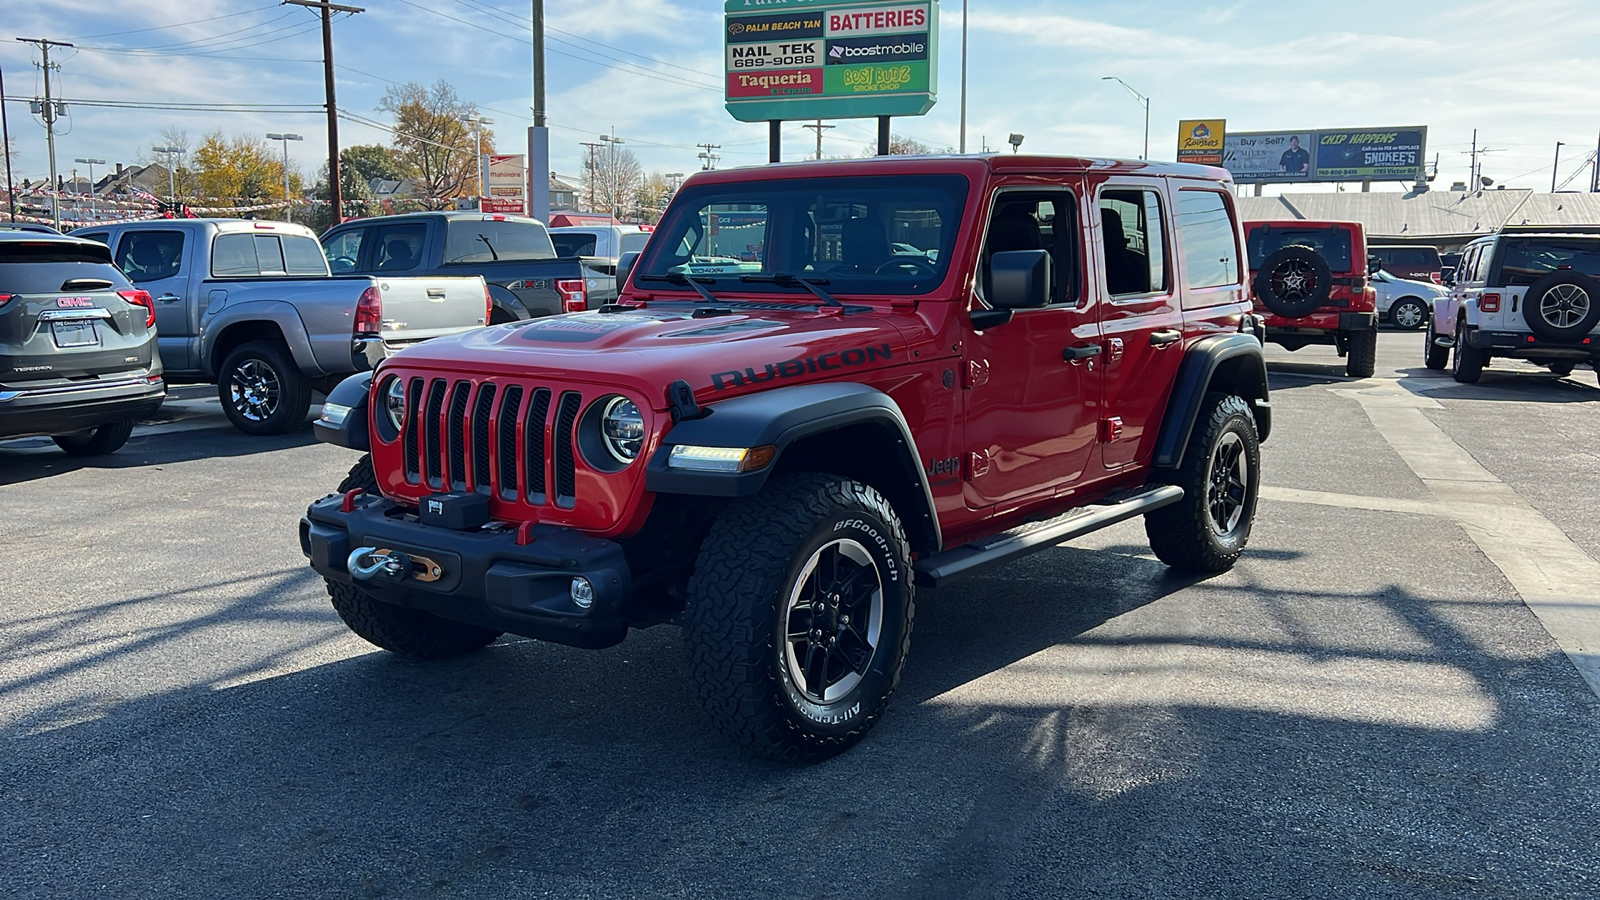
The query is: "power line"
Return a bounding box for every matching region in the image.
[73,20,327,58]
[449,0,722,83]
[63,4,282,41]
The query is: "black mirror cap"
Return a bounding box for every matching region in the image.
[617,251,642,291]
[989,249,1052,310]
[1367,254,1383,276]
[1441,267,1456,286]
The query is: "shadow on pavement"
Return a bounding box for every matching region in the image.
[0,424,318,486]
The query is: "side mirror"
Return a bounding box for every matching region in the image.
[1441,268,1456,286]
[616,251,641,291]
[1367,254,1382,276]
[989,249,1052,310]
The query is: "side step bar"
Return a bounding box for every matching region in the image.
[912,485,1184,588]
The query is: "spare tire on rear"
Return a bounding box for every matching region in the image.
[1254,244,1332,318]
[1523,271,1600,342]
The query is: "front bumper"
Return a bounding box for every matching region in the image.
[0,373,166,440]
[300,493,632,648]
[1465,329,1597,360]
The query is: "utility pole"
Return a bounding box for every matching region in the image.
[17,38,72,231]
[599,129,624,225]
[0,56,16,222]
[528,0,550,223]
[1592,128,1600,192]
[1469,128,1478,188]
[284,0,364,226]
[802,120,834,160]
[579,141,601,211]
[1552,142,1565,193]
[697,142,720,171]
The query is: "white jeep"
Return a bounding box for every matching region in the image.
[1427,230,1600,382]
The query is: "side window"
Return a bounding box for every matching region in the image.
[1098,188,1167,296]
[1175,189,1240,290]
[281,235,330,275]
[116,230,186,283]
[78,231,110,246]
[253,235,287,275]
[373,223,426,271]
[323,229,366,273]
[211,233,259,276]
[980,192,1077,305]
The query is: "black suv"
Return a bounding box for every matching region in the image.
[0,231,165,455]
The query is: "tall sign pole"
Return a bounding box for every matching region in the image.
[528,0,551,223]
[0,57,16,221]
[17,37,72,230]
[285,1,364,225]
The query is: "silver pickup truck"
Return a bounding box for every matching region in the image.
[71,219,487,434]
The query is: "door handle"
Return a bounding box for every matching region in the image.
[1063,344,1103,362]
[156,293,182,303]
[1150,329,1182,347]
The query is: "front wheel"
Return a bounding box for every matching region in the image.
[52,419,135,456]
[684,473,915,762]
[1390,298,1429,330]
[1451,320,1485,384]
[217,340,312,435]
[1345,329,1377,378]
[1145,393,1261,573]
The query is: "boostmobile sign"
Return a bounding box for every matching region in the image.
[724,0,939,123]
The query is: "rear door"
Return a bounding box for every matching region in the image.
[114,227,192,369]
[0,239,156,384]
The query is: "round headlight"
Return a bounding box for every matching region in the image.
[600,396,644,463]
[383,377,406,432]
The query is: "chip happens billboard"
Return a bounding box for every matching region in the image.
[1223,127,1427,184]
[725,0,937,123]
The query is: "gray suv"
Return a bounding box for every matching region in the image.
[0,231,166,454]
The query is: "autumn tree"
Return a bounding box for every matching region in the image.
[581,144,642,219]
[192,130,302,203]
[343,144,404,184]
[378,81,493,209]
[634,172,673,225]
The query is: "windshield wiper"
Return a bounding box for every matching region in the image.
[637,272,721,305]
[740,273,842,308]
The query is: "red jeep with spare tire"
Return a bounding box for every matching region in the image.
[301,155,1272,761]
[1245,219,1378,377]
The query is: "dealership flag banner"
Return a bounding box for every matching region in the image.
[724,0,939,122]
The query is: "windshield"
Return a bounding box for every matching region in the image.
[1247,227,1353,272]
[1492,238,1600,286]
[635,174,969,295]
[443,218,555,264]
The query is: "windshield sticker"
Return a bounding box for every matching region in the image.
[710,343,892,390]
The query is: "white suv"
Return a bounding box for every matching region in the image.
[1427,230,1600,382]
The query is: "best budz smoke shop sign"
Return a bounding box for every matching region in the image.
[724,0,939,122]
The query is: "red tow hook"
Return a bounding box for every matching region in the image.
[341,488,364,513]
[516,520,536,546]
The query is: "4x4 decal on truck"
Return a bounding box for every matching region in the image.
[710,343,892,389]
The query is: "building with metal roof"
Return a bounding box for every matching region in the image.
[1235,189,1600,251]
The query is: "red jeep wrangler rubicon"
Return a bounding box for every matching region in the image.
[302,156,1272,761]
[1245,219,1378,378]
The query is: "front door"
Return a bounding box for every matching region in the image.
[115,228,191,370]
[963,184,1104,509]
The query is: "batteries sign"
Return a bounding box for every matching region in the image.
[724,0,938,123]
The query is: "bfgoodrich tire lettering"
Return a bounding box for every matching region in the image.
[684,472,914,762]
[1145,393,1261,573]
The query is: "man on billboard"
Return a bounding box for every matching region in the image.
[1279,136,1310,174]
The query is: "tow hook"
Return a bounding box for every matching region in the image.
[346,546,443,584]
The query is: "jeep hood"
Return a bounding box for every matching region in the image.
[380,305,917,407]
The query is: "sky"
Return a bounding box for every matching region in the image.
[3,0,1599,195]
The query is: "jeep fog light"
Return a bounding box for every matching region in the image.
[320,402,352,426]
[667,444,777,472]
[570,577,594,609]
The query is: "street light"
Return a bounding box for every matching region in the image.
[152,145,184,204]
[1008,133,1025,154]
[599,130,625,225]
[73,156,104,220]
[266,133,303,222]
[1101,76,1150,161]
[465,114,493,209]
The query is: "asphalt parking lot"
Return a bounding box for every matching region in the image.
[3,332,1598,899]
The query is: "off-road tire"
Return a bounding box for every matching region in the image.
[1345,329,1378,378]
[1523,270,1600,342]
[1451,319,1486,384]
[1547,361,1576,377]
[683,473,915,763]
[217,340,312,436]
[1389,297,1429,330]
[1145,393,1261,573]
[52,419,135,456]
[1254,244,1332,318]
[1424,320,1449,369]
[325,454,501,660]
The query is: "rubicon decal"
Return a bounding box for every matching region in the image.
[710,343,892,389]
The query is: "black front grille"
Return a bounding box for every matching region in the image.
[399,377,579,506]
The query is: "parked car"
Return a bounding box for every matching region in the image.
[71,219,488,435]
[1245,219,1379,377]
[0,230,165,455]
[1427,229,1600,381]
[1372,269,1446,330]
[302,154,1271,762]
[321,212,614,322]
[1370,244,1443,284]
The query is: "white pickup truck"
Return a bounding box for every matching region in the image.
[71,219,488,434]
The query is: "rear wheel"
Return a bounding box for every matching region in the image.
[1345,330,1377,378]
[1548,361,1576,377]
[1145,393,1261,573]
[1389,297,1429,330]
[1424,319,1449,369]
[217,340,312,435]
[1451,319,1486,384]
[52,419,135,456]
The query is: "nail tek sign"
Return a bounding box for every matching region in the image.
[724,0,939,122]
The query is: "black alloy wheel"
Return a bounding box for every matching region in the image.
[216,340,313,435]
[783,539,885,705]
[1254,244,1333,318]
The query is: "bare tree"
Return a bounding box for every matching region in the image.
[581,145,642,220]
[378,80,492,209]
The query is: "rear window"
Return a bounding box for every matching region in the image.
[551,233,597,257]
[444,219,555,264]
[1247,227,1353,272]
[1373,247,1440,267]
[1492,238,1600,286]
[0,242,132,293]
[211,232,328,277]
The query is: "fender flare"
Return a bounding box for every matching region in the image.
[312,371,373,451]
[1153,334,1271,470]
[645,382,942,552]
[200,301,323,379]
[487,283,530,321]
